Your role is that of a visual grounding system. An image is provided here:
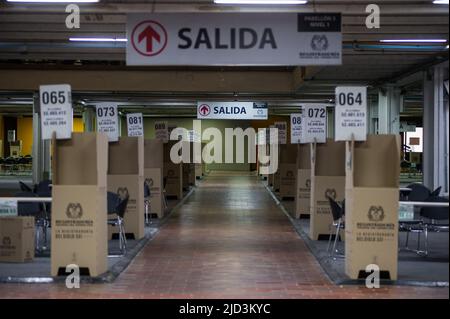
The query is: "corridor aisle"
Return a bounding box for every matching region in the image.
[0,172,447,298]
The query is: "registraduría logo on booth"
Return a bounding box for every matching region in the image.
[66,203,83,219]
[367,206,385,222]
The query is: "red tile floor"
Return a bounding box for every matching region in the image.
[0,172,448,299]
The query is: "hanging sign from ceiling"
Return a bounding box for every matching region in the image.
[126,13,342,66]
[127,113,144,137]
[334,86,367,141]
[39,84,73,140]
[300,104,327,144]
[197,102,268,120]
[96,103,119,142]
[290,113,303,144]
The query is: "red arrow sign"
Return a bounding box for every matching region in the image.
[138,25,161,53]
[131,20,168,57]
[199,104,210,116]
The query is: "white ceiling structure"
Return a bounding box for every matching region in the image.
[0,0,448,117]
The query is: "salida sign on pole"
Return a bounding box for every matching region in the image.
[127,13,342,66]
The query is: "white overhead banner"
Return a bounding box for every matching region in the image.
[126,13,342,66]
[274,121,287,144]
[39,84,73,140]
[197,102,268,120]
[290,113,303,144]
[96,103,119,142]
[300,105,327,144]
[127,113,144,137]
[334,86,367,141]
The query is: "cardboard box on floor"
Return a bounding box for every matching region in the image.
[51,132,108,277]
[144,139,164,219]
[279,144,297,199]
[108,136,145,240]
[0,216,34,263]
[295,143,311,218]
[345,135,400,280]
[309,139,346,241]
[164,141,183,199]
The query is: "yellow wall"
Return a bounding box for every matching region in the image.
[17,117,33,156]
[73,117,84,132]
[13,116,84,157]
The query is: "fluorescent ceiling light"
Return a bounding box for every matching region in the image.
[7,0,99,3]
[214,0,308,4]
[70,37,127,42]
[433,0,449,4]
[380,39,448,43]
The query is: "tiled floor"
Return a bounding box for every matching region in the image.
[0,172,448,299]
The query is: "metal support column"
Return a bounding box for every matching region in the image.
[378,85,401,134]
[82,107,95,132]
[32,93,43,184]
[423,62,449,193]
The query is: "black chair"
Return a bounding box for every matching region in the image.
[327,196,345,259]
[430,186,442,197]
[35,179,52,219]
[144,182,151,225]
[107,191,129,254]
[19,181,33,192]
[407,183,431,201]
[418,196,449,256]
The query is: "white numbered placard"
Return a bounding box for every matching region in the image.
[96,103,119,142]
[274,121,287,144]
[155,121,169,143]
[335,86,367,141]
[39,84,73,140]
[300,105,327,144]
[290,113,303,144]
[127,113,144,137]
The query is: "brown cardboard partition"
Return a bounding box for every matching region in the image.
[108,136,145,240]
[345,134,401,280]
[144,139,163,169]
[0,216,34,263]
[309,139,346,240]
[51,132,109,277]
[144,139,164,219]
[295,144,311,218]
[52,186,108,276]
[164,141,183,199]
[52,132,108,187]
[279,144,297,199]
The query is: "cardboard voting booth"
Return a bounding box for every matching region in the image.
[164,141,183,199]
[108,136,145,240]
[345,135,401,280]
[295,144,311,218]
[309,139,346,240]
[144,139,164,219]
[0,216,35,263]
[279,144,297,199]
[51,132,108,277]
